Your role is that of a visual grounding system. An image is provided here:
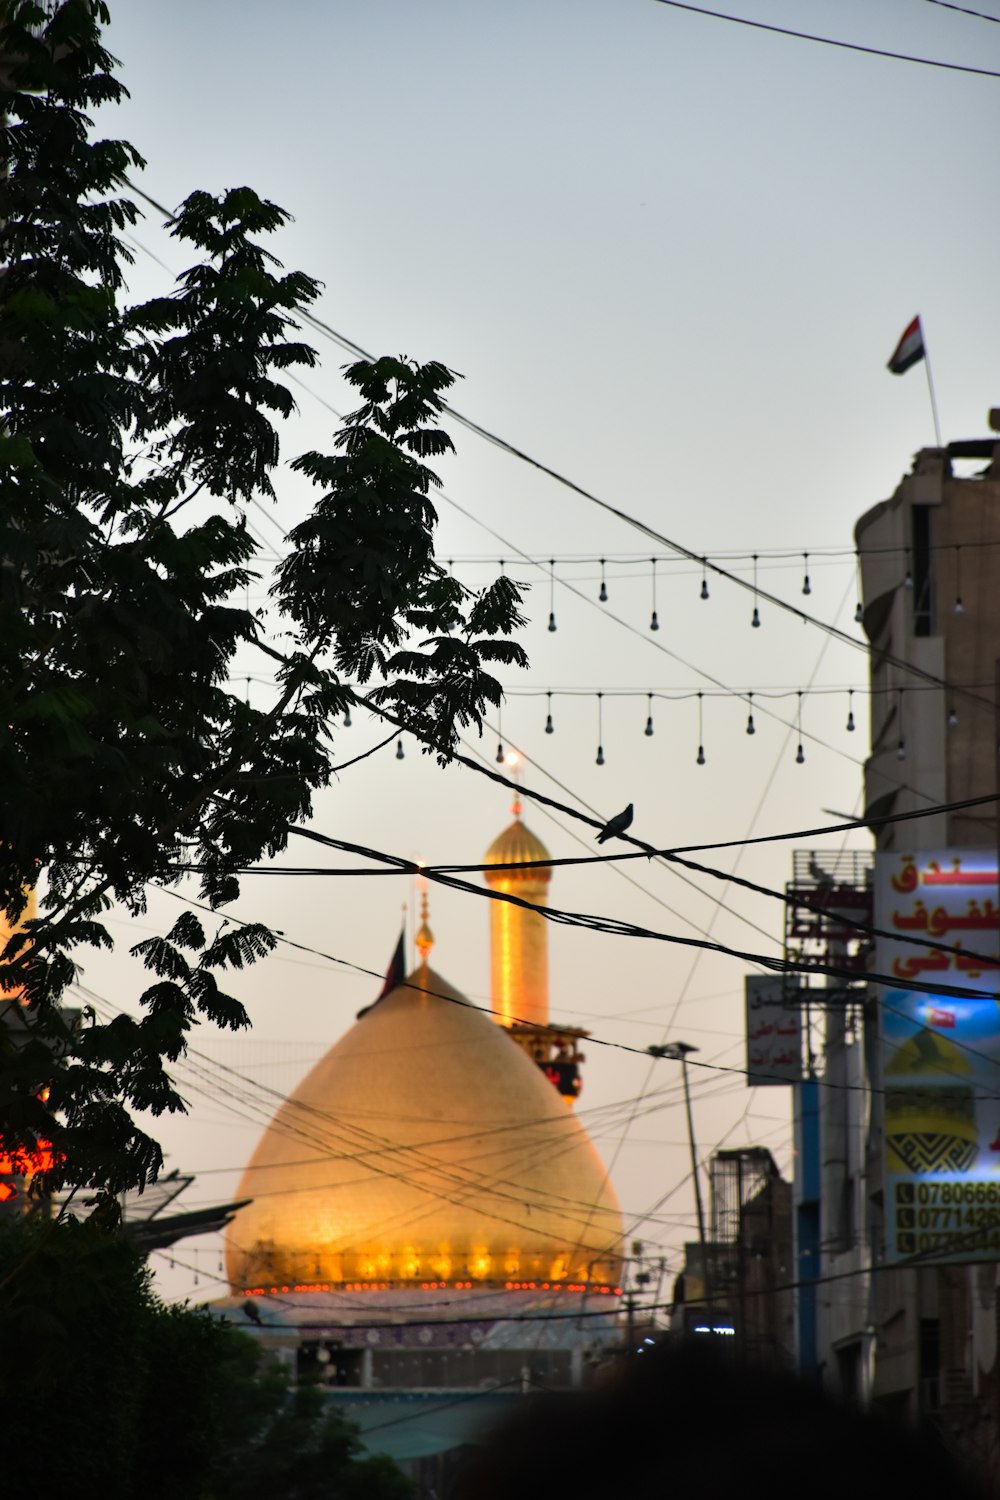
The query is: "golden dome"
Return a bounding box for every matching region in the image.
[225,963,622,1291]
[484,808,552,886]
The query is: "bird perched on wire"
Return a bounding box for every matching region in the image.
[243,1299,263,1325]
[596,803,634,844]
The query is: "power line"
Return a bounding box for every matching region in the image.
[169,783,998,878]
[121,178,992,716]
[285,824,1000,1004]
[919,0,1000,22]
[648,0,1000,76]
[149,885,1000,1101]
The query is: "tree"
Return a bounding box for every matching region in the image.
[0,0,527,1201]
[0,1214,413,1500]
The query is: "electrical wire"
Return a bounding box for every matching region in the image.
[648,0,1000,76]
[122,177,991,715]
[918,0,1000,22]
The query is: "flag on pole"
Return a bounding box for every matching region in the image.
[356,927,406,1019]
[887,316,925,375]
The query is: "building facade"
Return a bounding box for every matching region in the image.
[795,421,1000,1473]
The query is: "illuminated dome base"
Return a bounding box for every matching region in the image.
[225,964,622,1291]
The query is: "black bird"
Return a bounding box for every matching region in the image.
[596,803,634,844]
[243,1299,263,1325]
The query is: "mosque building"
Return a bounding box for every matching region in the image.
[217,795,625,1461]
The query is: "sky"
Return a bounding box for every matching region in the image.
[63,0,1000,1306]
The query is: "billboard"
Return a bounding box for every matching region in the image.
[745,975,802,1086]
[877,850,1000,1263]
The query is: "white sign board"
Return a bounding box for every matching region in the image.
[745,975,802,1086]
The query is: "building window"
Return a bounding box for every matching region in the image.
[912,505,933,637]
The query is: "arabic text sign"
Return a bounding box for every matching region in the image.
[745,975,801,1087]
[877,851,1000,1263]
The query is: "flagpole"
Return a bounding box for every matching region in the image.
[923,327,943,448]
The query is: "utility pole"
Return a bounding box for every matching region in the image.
[648,1041,710,1316]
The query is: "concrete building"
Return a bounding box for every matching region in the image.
[670,1146,795,1367]
[796,418,1000,1471]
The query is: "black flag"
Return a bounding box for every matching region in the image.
[357,928,406,1019]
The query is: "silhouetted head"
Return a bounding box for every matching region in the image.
[454,1340,983,1500]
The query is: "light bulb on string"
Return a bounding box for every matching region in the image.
[954,545,964,614]
[751,554,761,627]
[396,737,405,760]
[343,705,352,728]
[948,704,958,729]
[696,692,706,765]
[846,688,856,733]
[746,692,755,736]
[548,560,557,631]
[896,687,906,760]
[595,692,605,766]
[599,558,608,603]
[802,553,811,596]
[903,546,913,590]
[496,703,505,764]
[644,692,654,737]
[795,691,805,764]
[700,557,709,601]
[649,558,659,631]
[545,690,554,734]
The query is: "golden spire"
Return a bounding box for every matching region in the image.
[415,885,434,966]
[483,760,552,1028]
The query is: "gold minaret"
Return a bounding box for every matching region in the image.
[483,793,552,1028]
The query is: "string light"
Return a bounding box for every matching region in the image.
[954,545,965,615]
[751,554,761,628]
[795,692,805,764]
[343,706,352,728]
[496,704,505,763]
[700,557,709,601]
[802,553,811,596]
[854,551,864,624]
[548,560,557,631]
[396,737,405,760]
[896,688,906,760]
[696,692,706,765]
[649,557,659,631]
[599,559,608,603]
[948,703,958,729]
[596,692,605,766]
[545,690,554,734]
[846,689,856,733]
[903,547,913,589]
[644,692,654,737]
[745,693,755,736]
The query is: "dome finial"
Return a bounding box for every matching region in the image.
[504,748,522,818]
[415,883,434,965]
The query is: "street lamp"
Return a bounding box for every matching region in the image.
[648,1040,708,1275]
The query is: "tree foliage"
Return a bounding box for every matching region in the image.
[0,0,527,1198]
[0,1215,413,1500]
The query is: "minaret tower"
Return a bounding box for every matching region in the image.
[483,762,588,1103]
[483,790,552,1028]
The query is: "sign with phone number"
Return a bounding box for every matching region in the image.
[893,1181,1000,1255]
[877,851,1000,1264]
